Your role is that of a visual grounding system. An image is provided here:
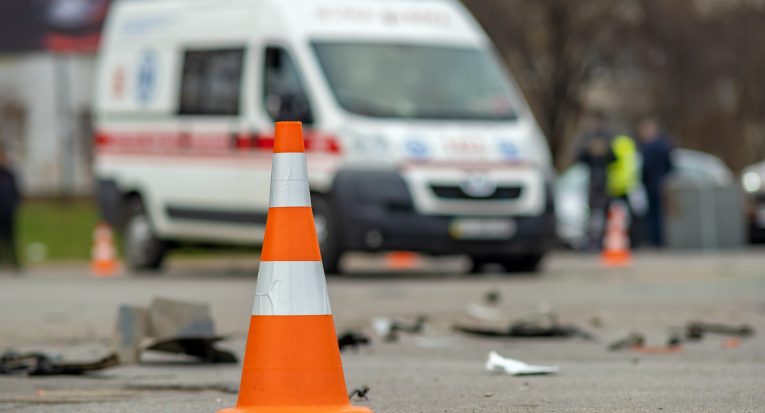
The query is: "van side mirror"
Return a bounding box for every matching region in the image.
[266,92,313,124]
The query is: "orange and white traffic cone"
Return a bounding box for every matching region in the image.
[601,201,632,267]
[91,222,120,277]
[218,122,371,413]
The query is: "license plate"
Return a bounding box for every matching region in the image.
[449,218,515,240]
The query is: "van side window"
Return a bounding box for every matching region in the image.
[263,47,314,124]
[179,48,244,116]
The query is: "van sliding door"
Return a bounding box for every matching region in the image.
[160,46,267,243]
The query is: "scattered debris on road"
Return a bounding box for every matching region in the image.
[455,295,593,340]
[608,322,755,354]
[113,297,236,364]
[484,351,559,376]
[608,332,683,353]
[0,350,118,376]
[338,329,371,351]
[454,312,593,339]
[348,385,370,401]
[685,321,754,340]
[608,332,646,351]
[372,315,427,342]
[455,318,593,339]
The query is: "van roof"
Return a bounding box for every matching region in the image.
[106,0,487,47]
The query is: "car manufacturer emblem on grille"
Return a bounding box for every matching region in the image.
[461,174,497,198]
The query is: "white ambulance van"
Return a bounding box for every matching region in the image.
[94,0,556,274]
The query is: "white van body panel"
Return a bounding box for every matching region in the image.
[94,0,554,249]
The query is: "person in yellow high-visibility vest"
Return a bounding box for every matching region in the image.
[608,135,639,200]
[606,134,640,246]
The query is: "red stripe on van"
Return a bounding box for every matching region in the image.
[94,130,341,154]
[255,133,341,153]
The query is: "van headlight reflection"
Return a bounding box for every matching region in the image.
[742,172,762,193]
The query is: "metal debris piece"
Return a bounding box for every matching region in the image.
[609,332,683,354]
[485,351,558,376]
[685,321,754,340]
[371,315,427,342]
[113,305,149,364]
[454,318,593,340]
[608,332,645,351]
[456,303,594,340]
[145,337,237,363]
[0,351,118,376]
[338,330,371,352]
[667,333,683,347]
[348,385,370,401]
[112,297,236,364]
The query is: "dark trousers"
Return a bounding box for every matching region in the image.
[587,191,610,250]
[646,190,664,247]
[0,214,19,268]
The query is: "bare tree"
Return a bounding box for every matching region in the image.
[465,0,765,170]
[465,0,633,168]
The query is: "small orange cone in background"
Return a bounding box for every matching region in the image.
[91,222,120,277]
[218,122,371,413]
[601,201,632,267]
[385,251,419,270]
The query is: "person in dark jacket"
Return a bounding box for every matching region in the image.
[575,112,616,250]
[637,118,674,247]
[0,149,20,270]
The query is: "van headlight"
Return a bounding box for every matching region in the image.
[742,171,762,193]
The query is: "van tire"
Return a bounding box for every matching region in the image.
[500,253,544,274]
[469,253,544,275]
[311,195,343,274]
[122,197,166,272]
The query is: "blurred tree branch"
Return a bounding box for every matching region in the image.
[464,0,765,170]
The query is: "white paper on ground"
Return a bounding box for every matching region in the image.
[485,351,559,376]
[371,317,393,336]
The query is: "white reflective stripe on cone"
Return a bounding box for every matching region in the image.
[253,261,331,316]
[269,153,311,208]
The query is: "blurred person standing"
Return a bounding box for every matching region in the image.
[607,134,639,202]
[0,148,20,271]
[575,112,616,250]
[607,134,640,244]
[637,118,674,247]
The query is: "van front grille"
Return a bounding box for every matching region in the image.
[430,185,523,200]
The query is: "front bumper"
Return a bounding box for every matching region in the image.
[331,170,556,255]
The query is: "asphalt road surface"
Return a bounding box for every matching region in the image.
[1,250,764,412]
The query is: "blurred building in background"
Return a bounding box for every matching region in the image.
[0,0,110,196]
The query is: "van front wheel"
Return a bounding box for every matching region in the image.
[311,195,342,275]
[123,198,166,272]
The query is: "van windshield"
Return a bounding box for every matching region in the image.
[312,42,517,121]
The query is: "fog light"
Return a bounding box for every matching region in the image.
[365,229,383,249]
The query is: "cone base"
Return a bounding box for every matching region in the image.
[218,404,372,413]
[601,251,632,267]
[91,262,119,277]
